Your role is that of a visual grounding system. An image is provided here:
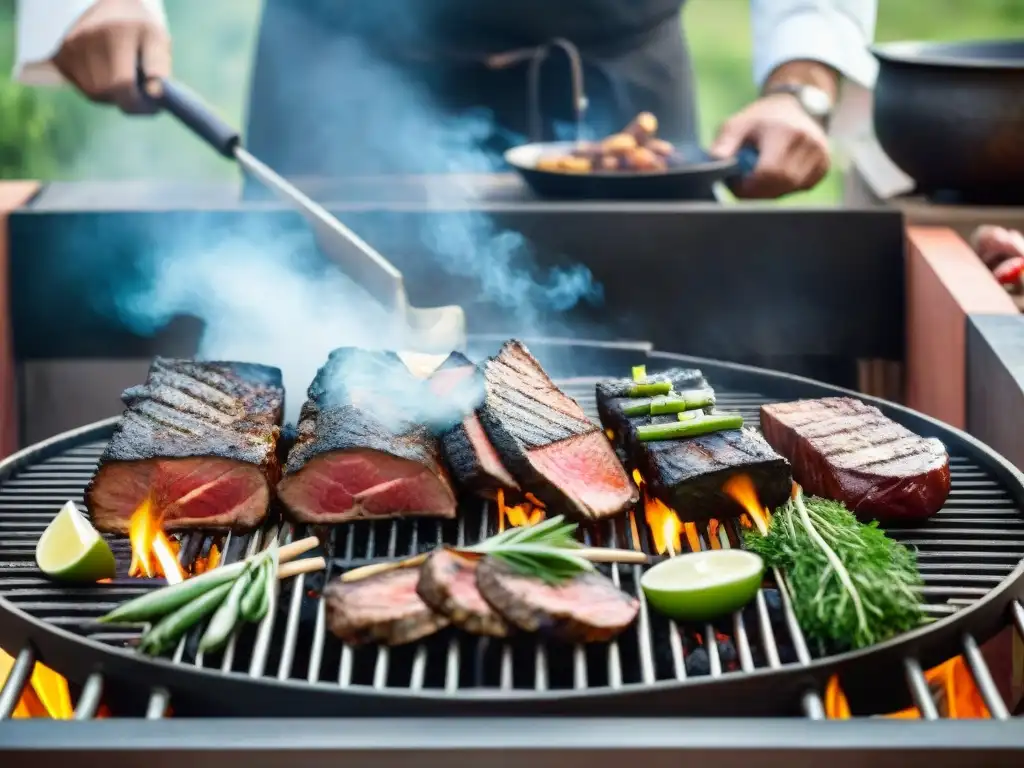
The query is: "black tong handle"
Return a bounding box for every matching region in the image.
[138,69,239,157]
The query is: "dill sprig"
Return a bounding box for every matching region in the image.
[468,515,594,584]
[744,490,927,654]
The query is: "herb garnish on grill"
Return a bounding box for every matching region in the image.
[745,489,927,654]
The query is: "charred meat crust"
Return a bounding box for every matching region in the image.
[596,369,792,522]
[86,358,284,534]
[324,568,449,646]
[760,397,950,521]
[475,556,639,643]
[478,340,638,520]
[417,549,509,638]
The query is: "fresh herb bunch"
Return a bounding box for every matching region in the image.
[745,491,927,654]
[467,515,593,584]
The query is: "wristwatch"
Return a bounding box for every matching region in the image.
[763,83,834,130]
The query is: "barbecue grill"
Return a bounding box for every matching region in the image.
[1,340,1022,725]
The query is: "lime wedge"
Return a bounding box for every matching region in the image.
[640,549,763,622]
[35,501,116,582]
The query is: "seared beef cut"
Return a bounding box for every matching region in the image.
[86,358,283,534]
[417,549,509,637]
[429,353,518,498]
[760,397,950,521]
[478,341,638,521]
[476,557,639,643]
[324,568,448,646]
[277,348,457,523]
[597,369,791,522]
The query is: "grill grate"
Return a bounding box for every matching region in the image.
[1,380,1023,719]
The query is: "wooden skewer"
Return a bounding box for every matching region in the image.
[341,552,429,582]
[278,535,320,564]
[278,556,326,580]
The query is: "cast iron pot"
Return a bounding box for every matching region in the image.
[872,39,1024,203]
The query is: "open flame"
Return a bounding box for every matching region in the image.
[128,498,220,583]
[632,469,698,555]
[496,489,546,531]
[0,652,76,719]
[722,474,772,535]
[826,657,991,719]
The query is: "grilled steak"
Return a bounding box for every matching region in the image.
[597,369,791,522]
[417,549,509,637]
[324,567,449,646]
[429,353,518,498]
[476,556,639,643]
[760,397,950,521]
[86,358,283,534]
[478,340,638,521]
[277,348,457,523]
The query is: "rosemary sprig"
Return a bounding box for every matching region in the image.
[744,489,927,654]
[468,515,595,584]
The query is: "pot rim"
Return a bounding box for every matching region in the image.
[872,38,1024,70]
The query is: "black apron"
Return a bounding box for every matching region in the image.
[243,0,697,178]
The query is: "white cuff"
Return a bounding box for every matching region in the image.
[13,0,168,86]
[751,1,879,90]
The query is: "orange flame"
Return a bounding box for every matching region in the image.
[633,470,685,555]
[0,652,73,719]
[826,657,991,719]
[496,489,546,531]
[722,474,771,535]
[128,498,185,584]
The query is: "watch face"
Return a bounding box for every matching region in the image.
[800,86,832,118]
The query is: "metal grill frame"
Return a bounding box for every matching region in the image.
[1,346,1023,719]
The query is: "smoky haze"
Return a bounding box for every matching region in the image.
[109,22,603,423]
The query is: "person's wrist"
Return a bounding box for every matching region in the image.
[762,61,837,131]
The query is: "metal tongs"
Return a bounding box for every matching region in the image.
[139,74,467,354]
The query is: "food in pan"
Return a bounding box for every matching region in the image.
[417,548,510,638]
[639,549,764,622]
[760,397,950,522]
[428,352,519,498]
[277,348,458,524]
[325,566,450,646]
[534,112,680,174]
[746,489,926,653]
[478,340,639,521]
[86,358,284,534]
[596,367,791,522]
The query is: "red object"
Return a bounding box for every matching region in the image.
[993,256,1024,285]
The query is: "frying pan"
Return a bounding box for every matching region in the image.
[506,142,759,200]
[872,39,1024,202]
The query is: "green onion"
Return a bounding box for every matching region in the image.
[631,365,647,382]
[622,400,653,417]
[240,551,276,623]
[626,381,671,398]
[137,580,234,656]
[199,564,253,653]
[99,561,247,624]
[649,389,716,415]
[636,412,743,441]
[677,411,698,421]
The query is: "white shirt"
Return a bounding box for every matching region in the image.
[14,0,878,88]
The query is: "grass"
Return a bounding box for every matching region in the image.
[1,0,1023,198]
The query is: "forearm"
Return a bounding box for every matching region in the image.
[750,0,878,91]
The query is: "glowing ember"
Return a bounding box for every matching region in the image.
[826,657,991,719]
[496,489,546,531]
[722,474,771,535]
[128,498,185,584]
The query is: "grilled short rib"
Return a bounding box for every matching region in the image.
[597,369,791,522]
[478,341,638,521]
[429,353,518,498]
[324,568,449,646]
[277,348,457,523]
[476,556,639,643]
[417,549,509,637]
[760,397,950,521]
[86,358,283,534]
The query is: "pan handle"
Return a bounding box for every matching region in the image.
[733,144,760,177]
[137,69,240,158]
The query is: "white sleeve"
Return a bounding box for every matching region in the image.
[13,0,168,86]
[750,0,878,89]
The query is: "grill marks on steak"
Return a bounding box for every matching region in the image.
[476,556,639,643]
[760,397,950,521]
[429,354,518,498]
[277,349,457,523]
[324,567,449,646]
[86,359,283,534]
[479,341,638,521]
[417,549,509,637]
[596,369,792,522]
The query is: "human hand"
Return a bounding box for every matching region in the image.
[971,225,1024,287]
[53,0,170,113]
[710,94,830,199]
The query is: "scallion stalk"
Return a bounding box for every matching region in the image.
[636,412,743,441]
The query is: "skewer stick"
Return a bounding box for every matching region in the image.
[572,547,650,564]
[278,556,326,580]
[278,535,320,564]
[341,553,429,582]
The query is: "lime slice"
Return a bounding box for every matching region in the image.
[35,501,116,582]
[640,549,763,622]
